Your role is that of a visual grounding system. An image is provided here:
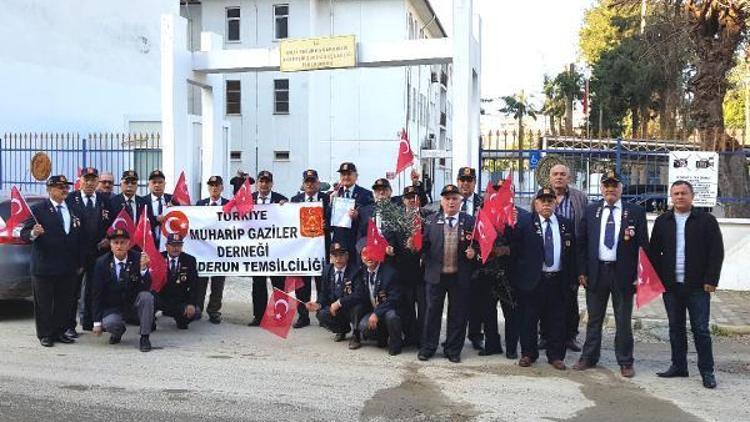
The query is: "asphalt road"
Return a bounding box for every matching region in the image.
[0,279,749,422]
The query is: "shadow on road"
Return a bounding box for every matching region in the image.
[0,300,33,320]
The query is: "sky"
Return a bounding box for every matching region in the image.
[431,0,595,105]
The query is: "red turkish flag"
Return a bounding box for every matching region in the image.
[0,186,34,239]
[496,171,516,228]
[483,180,505,235]
[284,276,305,293]
[73,167,83,191]
[107,207,136,237]
[411,216,423,252]
[636,247,666,309]
[260,288,300,339]
[172,171,192,206]
[133,207,168,293]
[223,178,254,217]
[364,219,389,262]
[472,209,497,264]
[395,129,414,175]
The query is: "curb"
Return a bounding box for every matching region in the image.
[711,324,750,336]
[581,311,750,336]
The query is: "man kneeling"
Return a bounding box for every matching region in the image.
[307,243,363,347]
[91,229,154,352]
[156,233,201,329]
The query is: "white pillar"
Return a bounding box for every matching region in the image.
[160,14,191,190]
[200,31,226,198]
[451,0,480,174]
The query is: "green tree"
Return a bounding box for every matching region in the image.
[499,92,538,182]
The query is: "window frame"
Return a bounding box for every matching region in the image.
[273,78,290,115]
[225,79,242,115]
[273,4,289,41]
[225,7,241,43]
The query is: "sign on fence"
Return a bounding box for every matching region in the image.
[668,151,719,207]
[164,203,326,277]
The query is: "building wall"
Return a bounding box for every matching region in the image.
[0,0,177,132]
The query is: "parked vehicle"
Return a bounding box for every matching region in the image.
[0,196,45,300]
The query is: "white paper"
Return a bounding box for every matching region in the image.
[331,197,355,228]
[668,151,719,207]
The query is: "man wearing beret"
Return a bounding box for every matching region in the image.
[65,167,111,335]
[21,175,84,347]
[418,184,477,363]
[330,162,374,262]
[91,229,154,351]
[574,170,648,378]
[195,176,230,324]
[156,233,201,329]
[108,170,147,223]
[290,169,330,328]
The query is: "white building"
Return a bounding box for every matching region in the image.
[181,0,454,197]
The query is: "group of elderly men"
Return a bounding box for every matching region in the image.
[20,160,723,388]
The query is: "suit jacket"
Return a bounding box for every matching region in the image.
[318,263,357,309]
[146,193,174,241]
[91,250,151,322]
[577,200,649,294]
[66,191,112,262]
[559,186,588,239]
[422,212,476,286]
[648,208,724,291]
[20,199,83,276]
[159,251,200,306]
[252,191,288,204]
[352,264,400,318]
[108,193,148,223]
[196,197,230,206]
[331,185,374,253]
[510,212,576,292]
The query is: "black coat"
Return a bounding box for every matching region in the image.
[20,199,83,276]
[252,191,288,204]
[159,252,200,306]
[577,200,649,294]
[146,193,174,241]
[331,185,374,254]
[108,193,148,223]
[91,250,151,322]
[196,197,230,206]
[421,212,476,286]
[66,191,112,262]
[510,212,576,292]
[352,264,400,318]
[318,263,357,309]
[648,208,724,290]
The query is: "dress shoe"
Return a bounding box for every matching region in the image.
[573,359,595,371]
[348,334,361,350]
[64,328,80,339]
[417,352,432,361]
[701,372,717,389]
[247,318,262,327]
[39,337,54,347]
[293,318,310,329]
[176,321,189,330]
[620,365,636,378]
[209,314,222,324]
[56,334,75,344]
[333,333,346,342]
[109,335,122,345]
[139,335,152,352]
[506,351,518,360]
[389,348,402,356]
[537,338,548,350]
[565,339,582,352]
[550,360,567,370]
[656,366,689,378]
[470,338,484,351]
[518,356,533,367]
[447,355,461,364]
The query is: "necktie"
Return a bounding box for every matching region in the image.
[126,199,134,217]
[335,270,342,286]
[447,216,455,228]
[544,218,554,267]
[86,195,94,210]
[369,272,376,301]
[117,262,127,284]
[308,196,313,202]
[604,205,616,250]
[170,258,177,274]
[56,205,65,228]
[261,197,267,204]
[461,199,468,212]
[157,197,163,215]
[211,201,217,206]
[344,189,350,199]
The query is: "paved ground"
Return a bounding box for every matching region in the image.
[0,278,749,421]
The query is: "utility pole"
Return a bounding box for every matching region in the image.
[640,0,647,34]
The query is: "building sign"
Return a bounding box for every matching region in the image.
[420,149,452,159]
[280,35,356,72]
[668,151,719,207]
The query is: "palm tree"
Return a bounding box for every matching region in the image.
[499,92,538,183]
[542,74,566,135]
[554,64,584,134]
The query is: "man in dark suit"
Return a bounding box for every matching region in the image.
[195,175,230,324]
[456,167,486,351]
[21,175,84,347]
[512,188,576,370]
[145,169,174,247]
[157,233,201,329]
[353,240,403,355]
[108,170,147,223]
[329,162,374,262]
[307,243,364,348]
[418,184,477,363]
[573,170,649,378]
[248,170,288,326]
[290,169,330,328]
[65,167,111,334]
[91,229,154,352]
[650,180,724,389]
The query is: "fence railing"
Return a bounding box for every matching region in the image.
[0,132,162,196]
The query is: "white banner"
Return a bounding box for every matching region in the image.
[668,151,719,207]
[161,203,326,277]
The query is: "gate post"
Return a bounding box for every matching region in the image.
[615,136,622,176]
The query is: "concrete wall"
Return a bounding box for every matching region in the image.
[0,0,177,132]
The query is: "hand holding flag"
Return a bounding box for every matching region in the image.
[1,186,34,239]
[260,288,300,339]
[223,178,254,217]
[133,207,167,293]
[364,219,389,262]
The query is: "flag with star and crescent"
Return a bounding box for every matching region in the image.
[261,288,300,339]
